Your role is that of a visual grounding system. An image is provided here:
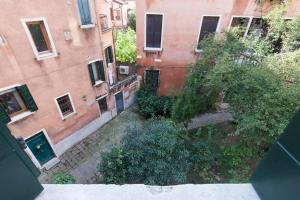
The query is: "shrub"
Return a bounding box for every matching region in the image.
[51,172,76,184]
[115,28,137,63]
[137,90,172,118]
[99,119,215,185]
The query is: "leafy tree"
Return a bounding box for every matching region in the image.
[51,172,76,184]
[127,10,136,31]
[115,28,137,63]
[98,119,191,185]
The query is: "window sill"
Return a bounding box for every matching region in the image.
[8,111,35,124]
[61,112,76,120]
[80,24,95,29]
[36,52,58,61]
[144,47,162,52]
[195,48,203,53]
[94,80,105,87]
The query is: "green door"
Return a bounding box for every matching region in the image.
[0,122,43,200]
[26,131,56,165]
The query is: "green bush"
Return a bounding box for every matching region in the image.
[137,90,173,118]
[127,10,136,31]
[51,172,76,184]
[98,119,216,185]
[115,28,137,63]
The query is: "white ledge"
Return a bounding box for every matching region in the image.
[94,80,105,87]
[8,111,35,124]
[80,24,95,29]
[144,47,162,52]
[36,52,58,61]
[36,184,260,200]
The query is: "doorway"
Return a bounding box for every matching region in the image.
[115,91,124,115]
[145,70,160,95]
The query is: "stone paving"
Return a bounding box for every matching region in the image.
[39,106,143,184]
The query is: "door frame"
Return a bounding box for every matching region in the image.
[114,90,125,114]
[144,69,160,94]
[96,94,109,116]
[24,129,58,169]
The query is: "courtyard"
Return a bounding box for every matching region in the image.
[39,106,143,184]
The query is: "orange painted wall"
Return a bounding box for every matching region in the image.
[136,0,300,95]
[0,0,113,144]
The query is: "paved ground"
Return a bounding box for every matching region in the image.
[36,184,260,200]
[187,112,233,130]
[39,107,143,184]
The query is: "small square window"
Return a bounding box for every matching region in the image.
[56,94,75,119]
[0,89,27,117]
[98,98,108,114]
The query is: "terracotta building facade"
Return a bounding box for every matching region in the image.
[0,0,138,169]
[136,0,300,95]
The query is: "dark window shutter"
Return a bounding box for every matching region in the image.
[0,105,11,124]
[99,61,106,81]
[77,0,92,25]
[17,85,38,112]
[88,63,96,85]
[105,46,114,65]
[198,16,220,49]
[146,15,163,48]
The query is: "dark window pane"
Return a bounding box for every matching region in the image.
[0,90,26,116]
[247,18,268,38]
[105,46,114,64]
[57,95,74,116]
[98,98,108,113]
[27,23,49,52]
[198,16,220,49]
[146,14,163,48]
[77,0,92,25]
[230,17,250,37]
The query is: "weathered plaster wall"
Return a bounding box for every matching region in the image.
[136,0,300,95]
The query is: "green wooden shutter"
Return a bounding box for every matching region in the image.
[99,61,106,81]
[0,105,11,124]
[17,85,38,112]
[88,63,96,86]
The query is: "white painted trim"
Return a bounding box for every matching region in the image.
[228,15,253,37]
[196,15,222,52]
[0,84,21,94]
[144,12,164,51]
[54,92,77,120]
[25,128,58,169]
[88,58,102,64]
[21,17,58,60]
[75,0,95,27]
[96,93,108,100]
[94,80,105,86]
[114,90,125,114]
[8,111,35,124]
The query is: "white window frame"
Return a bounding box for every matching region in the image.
[54,92,76,120]
[88,58,106,86]
[144,12,164,52]
[76,0,95,28]
[21,17,58,61]
[196,15,222,52]
[228,15,253,37]
[24,129,58,169]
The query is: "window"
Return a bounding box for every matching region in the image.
[77,0,93,26]
[145,13,163,50]
[230,17,251,37]
[100,15,110,31]
[0,85,38,124]
[114,9,121,21]
[55,93,75,119]
[197,16,220,50]
[105,46,114,65]
[22,18,57,60]
[98,97,108,114]
[247,17,268,38]
[88,60,106,86]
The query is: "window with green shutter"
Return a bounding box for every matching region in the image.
[88,60,106,86]
[0,84,38,123]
